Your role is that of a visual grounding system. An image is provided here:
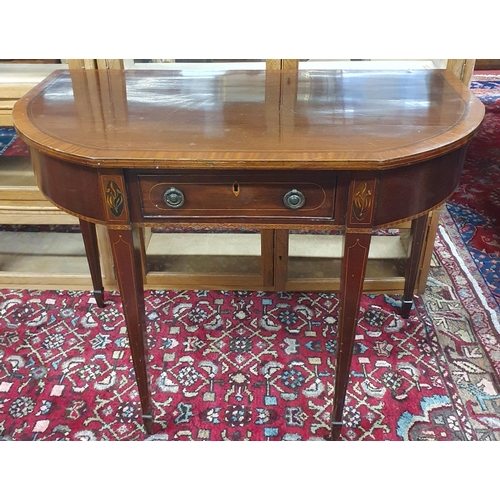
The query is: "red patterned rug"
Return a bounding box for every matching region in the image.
[1,220,499,441]
[446,72,500,308]
[1,72,500,441]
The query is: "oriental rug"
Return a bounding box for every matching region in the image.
[446,72,500,309]
[1,215,499,441]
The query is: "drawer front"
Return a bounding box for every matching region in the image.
[135,172,336,221]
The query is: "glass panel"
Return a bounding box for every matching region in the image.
[0,228,88,274]
[0,60,68,86]
[145,229,262,276]
[287,228,407,280]
[0,156,36,187]
[298,59,447,70]
[124,59,266,71]
[0,59,63,64]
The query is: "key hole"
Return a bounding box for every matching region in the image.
[233,182,240,197]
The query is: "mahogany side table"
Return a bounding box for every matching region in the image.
[13,68,484,439]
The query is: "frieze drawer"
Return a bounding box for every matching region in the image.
[133,171,337,221]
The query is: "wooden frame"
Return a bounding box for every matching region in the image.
[0,60,115,290]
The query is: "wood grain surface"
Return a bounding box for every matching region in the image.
[13,69,484,169]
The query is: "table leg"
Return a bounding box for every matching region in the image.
[79,219,105,308]
[401,215,428,319]
[331,231,372,441]
[108,226,154,434]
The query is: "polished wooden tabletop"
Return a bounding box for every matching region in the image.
[13,69,484,169]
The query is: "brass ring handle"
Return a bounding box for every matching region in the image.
[163,187,185,208]
[283,189,305,210]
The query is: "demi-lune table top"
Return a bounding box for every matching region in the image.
[13,69,484,169]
